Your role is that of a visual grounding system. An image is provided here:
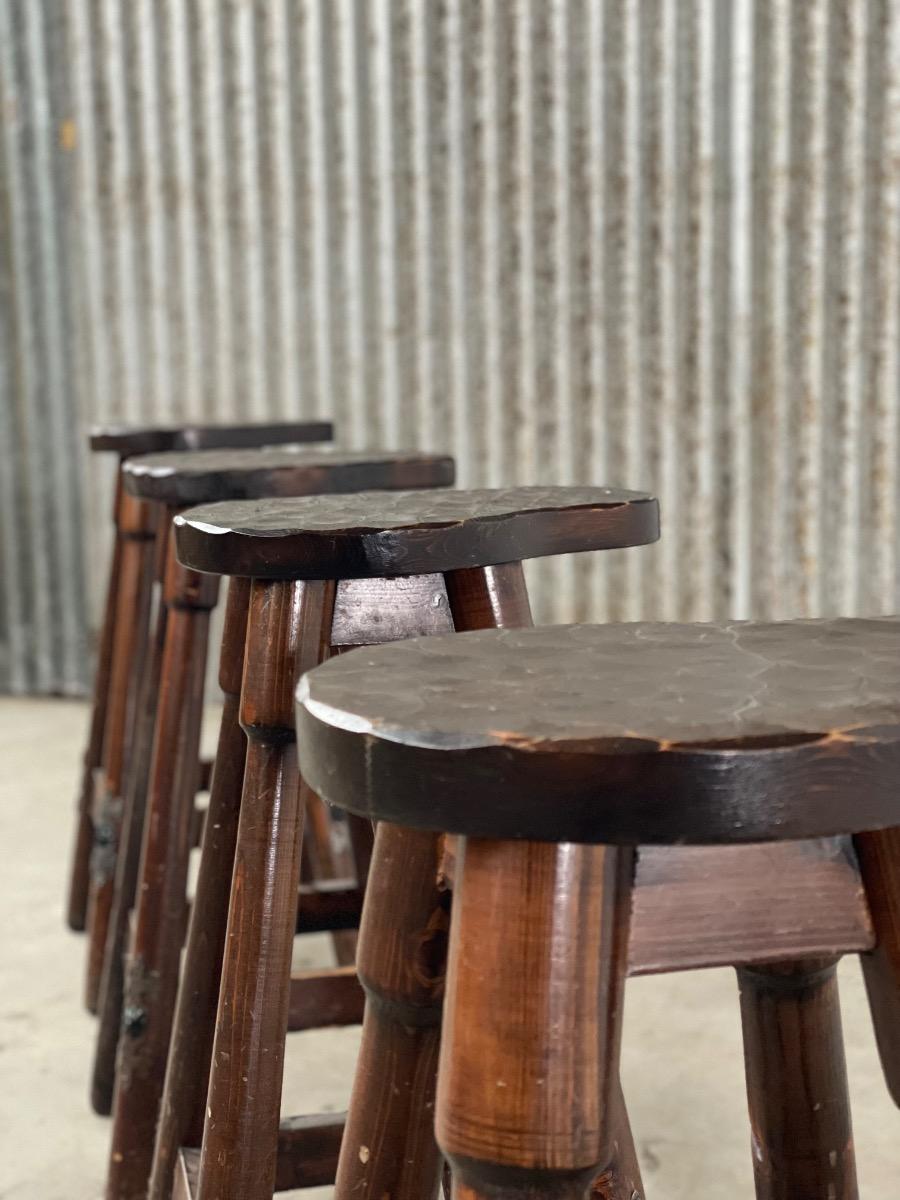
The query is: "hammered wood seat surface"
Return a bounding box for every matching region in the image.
[123,447,456,505]
[296,617,900,844]
[174,485,659,578]
[89,420,333,456]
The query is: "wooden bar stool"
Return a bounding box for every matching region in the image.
[68,420,331,935]
[140,485,659,1200]
[297,618,900,1200]
[102,453,457,1198]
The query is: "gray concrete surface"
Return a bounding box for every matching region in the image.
[1,697,898,1198]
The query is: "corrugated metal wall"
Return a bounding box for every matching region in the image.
[2,0,899,694]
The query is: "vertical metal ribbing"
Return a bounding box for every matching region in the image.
[444,0,473,485]
[4,0,900,690]
[729,0,758,619]
[0,1,32,692]
[868,0,900,615]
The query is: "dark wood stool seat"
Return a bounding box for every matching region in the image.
[124,447,456,505]
[132,485,660,1200]
[88,419,333,456]
[174,484,659,578]
[296,617,900,1200]
[296,617,900,845]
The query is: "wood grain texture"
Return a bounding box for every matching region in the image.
[91,546,171,1116]
[68,471,125,930]
[89,420,333,456]
[85,494,159,1012]
[105,549,219,1200]
[124,448,455,505]
[173,1113,345,1199]
[630,839,873,974]
[196,579,334,1200]
[855,826,900,1107]
[333,825,448,1200]
[296,618,900,844]
[331,574,452,644]
[148,578,251,1200]
[273,1113,345,1191]
[174,485,659,579]
[287,967,365,1030]
[737,959,858,1200]
[436,839,634,1199]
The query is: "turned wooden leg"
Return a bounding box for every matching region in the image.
[437,838,634,1200]
[68,468,125,931]
[855,828,900,1107]
[148,578,251,1200]
[105,539,219,1200]
[737,958,858,1200]
[195,579,334,1200]
[85,493,158,1012]
[333,823,449,1200]
[91,534,171,1116]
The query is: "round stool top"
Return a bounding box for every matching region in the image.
[296,618,900,845]
[174,485,659,579]
[123,447,454,506]
[90,419,332,457]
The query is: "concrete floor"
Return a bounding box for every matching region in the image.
[1,696,898,1199]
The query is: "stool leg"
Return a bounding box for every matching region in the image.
[68,467,125,930]
[854,828,900,1106]
[445,563,644,1200]
[105,542,219,1200]
[91,568,169,1115]
[737,958,858,1200]
[590,1083,644,1200]
[85,494,158,1012]
[437,838,634,1200]
[148,578,250,1200]
[195,578,334,1200]
[332,823,448,1200]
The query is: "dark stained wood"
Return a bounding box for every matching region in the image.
[854,826,900,1107]
[124,447,455,505]
[274,1113,345,1191]
[294,881,364,933]
[196,579,335,1200]
[155,524,654,1196]
[436,838,635,1200]
[68,471,125,930]
[71,421,330,934]
[105,546,220,1200]
[173,1114,345,1199]
[91,530,171,1115]
[287,967,365,1030]
[296,618,900,845]
[174,485,659,579]
[443,560,534,628]
[89,419,333,456]
[85,493,158,1013]
[629,838,874,975]
[590,1081,645,1200]
[333,825,448,1200]
[737,959,858,1199]
[147,578,251,1200]
[447,562,643,1200]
